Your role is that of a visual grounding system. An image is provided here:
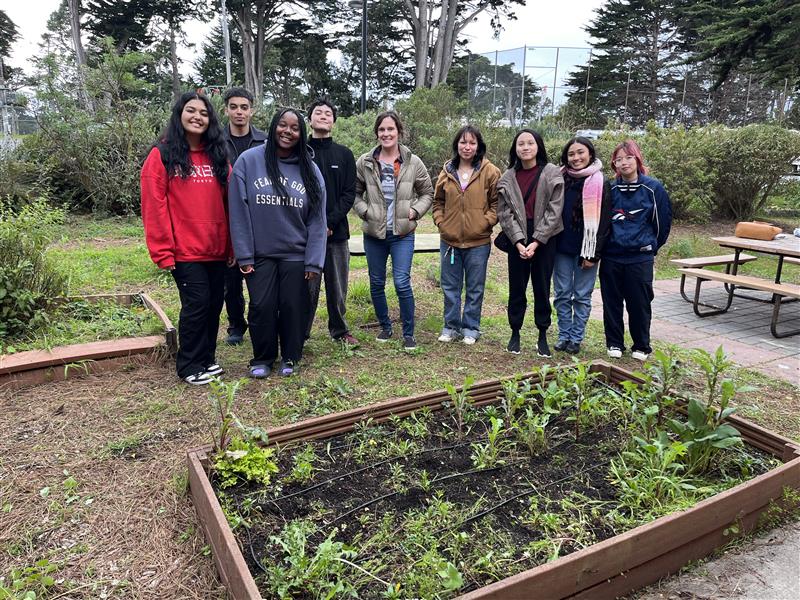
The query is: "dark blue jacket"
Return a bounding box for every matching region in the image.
[603,175,672,264]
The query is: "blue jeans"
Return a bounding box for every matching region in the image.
[363,231,415,337]
[440,242,491,339]
[552,252,599,343]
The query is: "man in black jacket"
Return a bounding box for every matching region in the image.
[222,87,267,345]
[305,98,358,347]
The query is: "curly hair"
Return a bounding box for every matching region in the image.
[157,91,229,186]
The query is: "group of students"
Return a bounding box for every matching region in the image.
[141,89,672,386]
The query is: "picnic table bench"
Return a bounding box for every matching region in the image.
[670,253,758,304]
[678,267,800,338]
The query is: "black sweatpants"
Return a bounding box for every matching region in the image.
[171,261,226,378]
[246,258,309,367]
[599,258,654,353]
[224,265,248,336]
[507,237,556,333]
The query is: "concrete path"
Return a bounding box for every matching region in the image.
[590,279,800,599]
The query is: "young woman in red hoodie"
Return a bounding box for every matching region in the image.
[141,92,232,385]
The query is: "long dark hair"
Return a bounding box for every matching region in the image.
[264,108,323,215]
[508,128,548,170]
[560,136,597,167]
[158,91,228,186]
[451,125,486,169]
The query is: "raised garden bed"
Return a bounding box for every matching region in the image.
[187,361,800,599]
[0,293,175,390]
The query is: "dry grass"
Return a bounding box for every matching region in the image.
[1,217,797,598]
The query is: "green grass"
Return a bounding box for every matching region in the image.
[5,298,164,353]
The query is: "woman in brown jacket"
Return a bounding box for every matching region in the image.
[432,125,500,345]
[496,129,564,357]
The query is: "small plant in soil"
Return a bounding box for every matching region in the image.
[209,355,778,598]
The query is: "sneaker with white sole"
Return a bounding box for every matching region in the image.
[607,347,623,359]
[403,336,417,351]
[631,350,650,361]
[376,329,393,342]
[184,371,213,386]
[204,363,224,376]
[437,332,454,343]
[463,336,477,345]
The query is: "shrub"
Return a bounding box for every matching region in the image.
[0,201,68,342]
[706,124,800,220]
[5,46,166,216]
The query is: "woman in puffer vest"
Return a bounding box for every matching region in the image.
[352,111,433,351]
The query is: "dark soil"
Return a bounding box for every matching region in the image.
[213,391,778,598]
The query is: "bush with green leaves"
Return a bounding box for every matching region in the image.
[0,201,68,343]
[4,43,165,216]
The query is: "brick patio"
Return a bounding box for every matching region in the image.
[589,277,800,385]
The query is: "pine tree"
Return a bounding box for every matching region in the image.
[563,0,684,127]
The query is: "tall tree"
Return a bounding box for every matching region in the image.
[0,9,19,80]
[447,53,542,124]
[563,0,684,127]
[83,0,159,53]
[65,0,93,110]
[194,23,246,87]
[225,0,287,101]
[677,0,799,90]
[401,0,524,88]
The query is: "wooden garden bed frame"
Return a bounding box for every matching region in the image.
[0,293,176,390]
[186,361,800,600]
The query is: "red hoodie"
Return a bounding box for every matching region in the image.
[141,146,230,269]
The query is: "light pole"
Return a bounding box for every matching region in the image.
[349,0,368,113]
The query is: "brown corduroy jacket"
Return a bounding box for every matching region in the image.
[432,158,501,249]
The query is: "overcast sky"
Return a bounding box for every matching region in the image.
[4,0,606,84]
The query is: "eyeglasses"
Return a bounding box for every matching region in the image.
[613,155,636,165]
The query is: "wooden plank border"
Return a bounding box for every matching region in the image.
[186,362,800,600]
[0,293,174,390]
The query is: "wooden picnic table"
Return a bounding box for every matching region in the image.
[713,235,800,284]
[677,235,800,337]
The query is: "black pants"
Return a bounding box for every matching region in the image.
[507,237,556,333]
[599,258,654,353]
[306,239,350,340]
[171,261,225,378]
[246,258,308,367]
[224,265,247,335]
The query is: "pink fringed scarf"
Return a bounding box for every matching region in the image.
[563,159,604,259]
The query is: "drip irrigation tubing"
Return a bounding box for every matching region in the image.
[444,458,613,533]
[324,464,507,529]
[262,440,475,505]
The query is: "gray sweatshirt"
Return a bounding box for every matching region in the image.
[229,146,327,272]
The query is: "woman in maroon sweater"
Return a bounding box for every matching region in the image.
[141,92,231,385]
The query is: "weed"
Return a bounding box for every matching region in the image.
[471,416,506,469]
[288,444,318,484]
[517,407,551,456]
[264,521,359,599]
[444,375,475,440]
[0,558,60,599]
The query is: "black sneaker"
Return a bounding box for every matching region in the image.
[184,371,212,386]
[225,332,244,345]
[204,363,224,376]
[537,335,551,358]
[554,340,569,352]
[376,329,393,342]
[566,341,581,355]
[403,336,417,351]
[506,331,521,354]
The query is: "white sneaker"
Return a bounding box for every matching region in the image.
[463,336,477,345]
[184,371,213,386]
[438,333,454,342]
[631,350,650,361]
[204,363,224,376]
[607,347,623,359]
